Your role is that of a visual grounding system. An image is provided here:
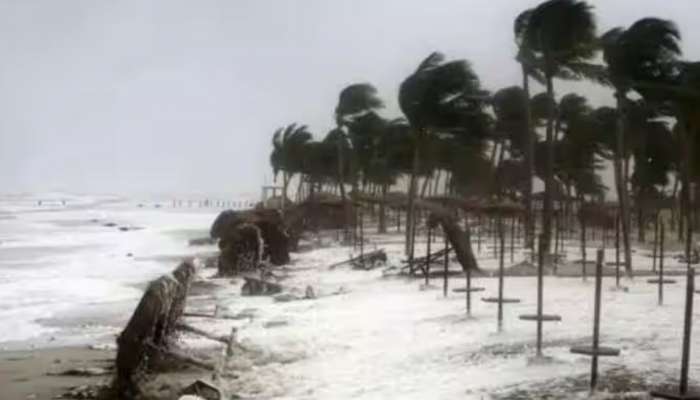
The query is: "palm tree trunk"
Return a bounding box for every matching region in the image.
[378,184,387,234]
[420,173,432,198]
[521,65,535,251]
[336,131,351,242]
[614,92,633,277]
[405,130,422,256]
[282,172,289,214]
[541,74,555,259]
[679,118,694,264]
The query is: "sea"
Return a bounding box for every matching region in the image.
[0,193,246,350]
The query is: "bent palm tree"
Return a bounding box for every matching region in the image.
[522,0,599,260]
[602,17,681,275]
[334,84,384,238]
[270,123,312,213]
[399,52,487,256]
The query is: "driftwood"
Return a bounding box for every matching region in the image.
[328,249,387,270]
[241,275,283,296]
[145,342,215,371]
[114,261,196,398]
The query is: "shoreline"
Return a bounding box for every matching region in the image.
[0,346,114,400]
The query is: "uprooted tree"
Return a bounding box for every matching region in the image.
[114,261,196,398]
[422,200,480,273]
[211,209,291,275]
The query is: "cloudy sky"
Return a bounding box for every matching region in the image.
[1,0,699,197]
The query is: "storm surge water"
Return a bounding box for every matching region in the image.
[0,193,222,349]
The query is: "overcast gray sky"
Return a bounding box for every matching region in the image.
[1,0,699,197]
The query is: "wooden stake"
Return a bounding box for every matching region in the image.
[616,213,621,288]
[443,231,449,297]
[590,249,604,393]
[425,225,432,286]
[680,267,695,396]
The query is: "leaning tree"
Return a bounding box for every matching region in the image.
[521,0,602,260]
[601,17,682,275]
[398,52,487,257]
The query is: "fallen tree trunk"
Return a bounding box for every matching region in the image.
[328,249,387,270]
[421,203,479,272]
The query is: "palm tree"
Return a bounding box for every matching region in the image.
[335,84,384,238]
[270,123,313,212]
[514,8,544,250]
[521,0,599,259]
[399,52,487,256]
[601,17,682,275]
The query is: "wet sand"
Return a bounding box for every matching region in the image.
[0,346,113,400]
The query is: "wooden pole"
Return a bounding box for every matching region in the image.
[498,216,505,331]
[493,217,498,260]
[590,249,605,393]
[359,209,365,267]
[443,231,449,297]
[581,211,588,281]
[536,233,544,356]
[679,267,695,396]
[653,212,659,273]
[510,216,516,263]
[425,225,432,286]
[659,221,665,306]
[477,214,482,253]
[616,213,621,288]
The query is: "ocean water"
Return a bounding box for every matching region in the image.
[0,193,225,349]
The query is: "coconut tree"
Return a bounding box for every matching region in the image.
[514,8,545,249]
[601,17,682,275]
[334,84,384,238]
[522,0,600,259]
[398,52,487,256]
[270,123,313,212]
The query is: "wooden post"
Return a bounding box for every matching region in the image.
[616,213,621,288]
[498,216,505,331]
[443,232,449,297]
[554,213,560,268]
[659,221,665,306]
[425,225,432,286]
[590,249,604,393]
[581,211,588,281]
[477,214,482,253]
[493,217,498,260]
[537,234,544,356]
[680,267,695,396]
[510,216,516,264]
[653,212,659,273]
[359,209,365,267]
